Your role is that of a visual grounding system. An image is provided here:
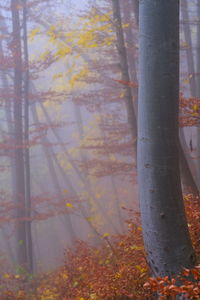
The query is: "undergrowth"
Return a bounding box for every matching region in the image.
[0,195,199,299]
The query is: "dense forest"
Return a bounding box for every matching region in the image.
[0,0,199,299]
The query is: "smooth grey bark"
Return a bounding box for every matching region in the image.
[111,0,137,154]
[122,0,198,197]
[11,0,28,268]
[138,0,195,277]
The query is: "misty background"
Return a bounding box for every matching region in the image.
[0,0,199,276]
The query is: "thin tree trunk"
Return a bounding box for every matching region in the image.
[11,0,28,268]
[121,0,138,112]
[179,129,199,197]
[22,0,33,273]
[179,138,199,196]
[131,0,139,26]
[138,0,195,277]
[181,0,196,97]
[112,0,137,156]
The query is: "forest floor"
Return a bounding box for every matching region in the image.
[0,195,199,300]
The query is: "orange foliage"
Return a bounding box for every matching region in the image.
[113,79,138,88]
[179,95,200,127]
[0,195,199,299]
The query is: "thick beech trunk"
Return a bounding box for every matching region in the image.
[138,0,195,277]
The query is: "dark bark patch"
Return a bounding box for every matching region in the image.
[160,212,165,218]
[144,163,151,168]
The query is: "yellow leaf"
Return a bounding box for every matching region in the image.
[130,245,143,251]
[90,294,97,300]
[3,273,10,279]
[135,265,146,273]
[29,28,40,41]
[62,272,68,279]
[122,23,129,28]
[193,105,198,112]
[103,232,109,238]
[89,43,98,48]
[63,189,68,193]
[73,281,78,287]
[183,79,189,85]
[66,203,74,208]
[55,46,72,58]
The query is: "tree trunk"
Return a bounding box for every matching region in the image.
[121,0,138,113]
[22,0,33,273]
[138,0,195,277]
[111,0,137,156]
[181,0,200,193]
[11,0,28,268]
[179,138,199,196]
[181,0,196,97]
[131,0,139,26]
[179,129,199,197]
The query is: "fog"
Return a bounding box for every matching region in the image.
[0,0,138,275]
[0,0,199,288]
